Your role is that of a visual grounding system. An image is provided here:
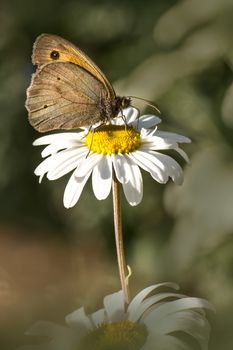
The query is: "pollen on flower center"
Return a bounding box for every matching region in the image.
[78,320,148,350]
[85,125,141,155]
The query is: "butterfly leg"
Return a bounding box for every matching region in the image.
[119,107,128,131]
[85,126,95,158]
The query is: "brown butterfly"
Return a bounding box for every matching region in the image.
[26,34,132,132]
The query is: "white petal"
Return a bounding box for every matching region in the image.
[113,107,138,125]
[133,150,183,185]
[150,151,184,185]
[63,170,92,208]
[25,321,67,336]
[143,297,214,326]
[24,321,78,350]
[34,147,86,181]
[141,136,190,164]
[129,151,168,183]
[174,147,190,163]
[65,307,93,333]
[141,137,178,151]
[132,114,161,130]
[75,153,103,177]
[103,291,126,322]
[112,154,129,183]
[124,107,139,124]
[112,115,124,126]
[141,142,190,164]
[34,155,58,183]
[128,283,179,320]
[41,142,68,158]
[92,156,112,200]
[153,310,210,350]
[143,334,192,350]
[90,308,106,327]
[121,157,143,206]
[33,132,85,146]
[130,292,185,322]
[41,141,84,158]
[155,130,191,143]
[47,148,87,180]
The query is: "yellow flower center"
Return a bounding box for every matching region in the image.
[78,320,148,350]
[85,125,141,155]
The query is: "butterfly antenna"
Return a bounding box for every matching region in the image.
[128,96,161,114]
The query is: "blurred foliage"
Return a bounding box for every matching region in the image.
[0,0,233,349]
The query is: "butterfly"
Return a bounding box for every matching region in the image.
[26,34,132,132]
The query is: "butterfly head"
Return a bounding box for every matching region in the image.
[116,96,131,111]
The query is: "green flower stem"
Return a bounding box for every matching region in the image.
[112,171,130,304]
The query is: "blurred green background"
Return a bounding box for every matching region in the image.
[0,0,233,349]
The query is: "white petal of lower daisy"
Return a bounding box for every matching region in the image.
[47,148,87,180]
[63,170,92,208]
[92,156,112,200]
[25,321,77,350]
[90,308,106,327]
[103,291,126,322]
[143,334,192,350]
[154,310,210,350]
[65,307,93,333]
[143,297,214,327]
[122,156,143,206]
[131,114,161,130]
[128,283,179,321]
[25,321,67,336]
[130,292,185,322]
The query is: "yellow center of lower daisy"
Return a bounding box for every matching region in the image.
[85,125,141,155]
[78,320,148,350]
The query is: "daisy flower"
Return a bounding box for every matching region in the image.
[20,283,213,350]
[33,107,190,208]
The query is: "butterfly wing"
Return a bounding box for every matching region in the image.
[26,61,111,132]
[31,33,115,99]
